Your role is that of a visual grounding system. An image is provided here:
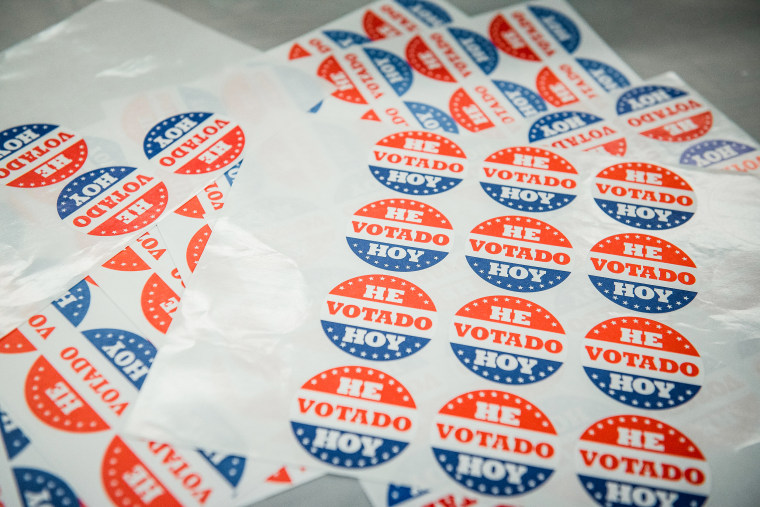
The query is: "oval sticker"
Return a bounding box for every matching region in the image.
[143,112,245,174]
[321,275,436,361]
[466,215,573,292]
[347,199,453,272]
[593,162,696,230]
[432,389,557,496]
[368,131,466,195]
[576,415,710,507]
[480,146,578,212]
[450,295,566,384]
[0,123,87,188]
[291,366,417,469]
[583,317,703,409]
[587,234,697,313]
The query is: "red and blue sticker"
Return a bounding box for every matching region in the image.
[321,275,436,361]
[431,390,558,497]
[583,317,703,410]
[466,215,573,292]
[592,162,696,230]
[405,35,457,83]
[365,48,414,97]
[57,166,168,236]
[347,199,453,271]
[492,79,549,119]
[13,467,82,507]
[488,13,541,62]
[448,27,499,76]
[291,366,416,469]
[52,278,92,328]
[397,0,454,28]
[577,58,631,93]
[616,85,713,143]
[450,295,566,385]
[368,130,466,195]
[528,5,580,54]
[679,139,760,173]
[576,415,710,507]
[143,112,245,174]
[529,110,627,156]
[587,234,697,313]
[404,101,460,134]
[0,123,87,188]
[480,146,578,212]
[82,328,156,390]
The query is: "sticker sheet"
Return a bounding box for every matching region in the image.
[124,110,760,505]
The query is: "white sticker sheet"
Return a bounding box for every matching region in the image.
[124,110,760,506]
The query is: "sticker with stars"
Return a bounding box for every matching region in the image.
[582,317,703,410]
[347,198,453,272]
[368,130,466,195]
[465,215,573,292]
[431,389,558,497]
[576,415,710,507]
[480,146,577,212]
[52,278,93,328]
[587,234,697,313]
[143,112,245,175]
[679,138,760,173]
[56,166,169,236]
[291,366,417,470]
[616,84,713,143]
[592,162,696,230]
[81,329,156,390]
[528,110,627,157]
[321,275,436,361]
[450,295,566,385]
[13,467,82,507]
[0,123,87,188]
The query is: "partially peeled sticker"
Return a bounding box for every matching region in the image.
[587,234,698,313]
[56,166,168,236]
[432,390,558,497]
[592,162,696,230]
[582,317,703,410]
[576,415,710,507]
[291,366,417,469]
[0,123,88,188]
[450,295,566,385]
[466,215,573,292]
[368,130,466,195]
[320,275,437,361]
[347,198,453,272]
[616,85,713,143]
[143,112,245,174]
[480,146,578,212]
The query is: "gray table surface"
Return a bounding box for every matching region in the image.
[2,1,759,506]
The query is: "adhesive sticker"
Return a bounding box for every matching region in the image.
[0,408,30,459]
[102,436,181,506]
[405,101,460,134]
[82,329,156,390]
[587,234,697,313]
[0,123,87,188]
[25,356,110,433]
[347,198,453,272]
[679,139,760,173]
[576,415,710,507]
[57,166,168,236]
[363,10,402,41]
[480,146,578,212]
[317,55,369,104]
[386,484,428,506]
[405,36,457,83]
[396,0,453,28]
[52,278,93,328]
[432,390,558,496]
[450,295,566,385]
[13,468,81,507]
[365,48,414,97]
[528,111,627,156]
[140,273,181,334]
[449,88,496,133]
[528,5,580,54]
[291,366,417,469]
[466,215,573,292]
[323,30,372,48]
[592,162,696,230]
[198,450,246,488]
[583,317,703,409]
[320,274,437,361]
[492,80,549,119]
[0,328,36,354]
[187,224,212,273]
[577,58,631,93]
[488,13,541,62]
[143,112,245,174]
[448,27,499,75]
[368,130,466,195]
[616,85,713,143]
[536,66,579,107]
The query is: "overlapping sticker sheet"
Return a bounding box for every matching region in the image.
[1,0,759,506]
